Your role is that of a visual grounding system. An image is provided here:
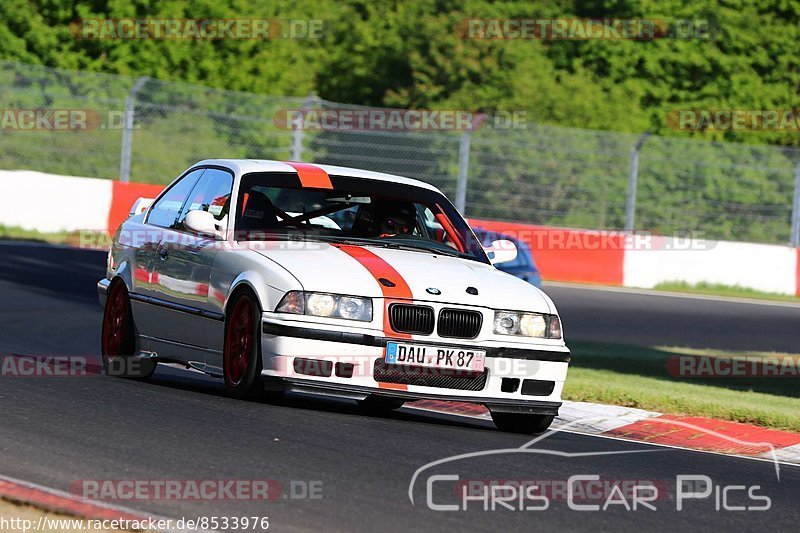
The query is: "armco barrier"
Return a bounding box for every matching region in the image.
[1,169,112,233]
[623,236,798,296]
[1,170,798,294]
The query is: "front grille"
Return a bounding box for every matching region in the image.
[437,309,483,339]
[373,359,488,391]
[389,304,434,335]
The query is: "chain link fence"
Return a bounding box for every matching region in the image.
[1,61,799,245]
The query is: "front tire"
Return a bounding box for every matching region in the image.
[223,290,264,399]
[490,412,554,434]
[101,281,156,379]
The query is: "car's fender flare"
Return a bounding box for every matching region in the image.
[110,258,134,293]
[225,271,272,316]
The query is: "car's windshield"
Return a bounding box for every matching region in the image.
[235,172,489,264]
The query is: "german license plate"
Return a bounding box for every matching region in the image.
[385,342,485,372]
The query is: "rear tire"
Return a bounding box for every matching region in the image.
[223,290,265,400]
[490,412,554,434]
[101,281,156,379]
[357,395,405,414]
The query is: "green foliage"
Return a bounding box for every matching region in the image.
[1,0,798,146]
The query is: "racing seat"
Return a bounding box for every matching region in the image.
[239,190,280,231]
[350,204,378,237]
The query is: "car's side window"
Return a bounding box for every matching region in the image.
[147,169,205,229]
[176,168,234,229]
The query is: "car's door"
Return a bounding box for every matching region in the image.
[149,167,234,364]
[131,168,204,343]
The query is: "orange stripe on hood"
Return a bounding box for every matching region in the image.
[336,242,413,331]
[335,244,412,390]
[285,162,334,189]
[334,245,412,300]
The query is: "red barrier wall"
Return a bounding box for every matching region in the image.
[797,248,800,297]
[468,218,626,285]
[107,182,165,234]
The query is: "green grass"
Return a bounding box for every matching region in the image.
[564,341,800,432]
[0,224,112,248]
[653,281,800,303]
[0,224,75,245]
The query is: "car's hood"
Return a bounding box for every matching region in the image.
[251,242,552,314]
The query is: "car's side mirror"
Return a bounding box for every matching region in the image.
[487,239,518,265]
[184,210,222,239]
[129,197,154,217]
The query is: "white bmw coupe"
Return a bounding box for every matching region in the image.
[99,160,570,433]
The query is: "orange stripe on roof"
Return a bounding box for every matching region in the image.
[285,162,333,189]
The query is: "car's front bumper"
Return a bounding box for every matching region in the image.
[260,317,569,414]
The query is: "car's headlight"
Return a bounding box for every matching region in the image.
[493,310,561,339]
[276,291,373,322]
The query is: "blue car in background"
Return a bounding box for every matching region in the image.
[472,227,542,287]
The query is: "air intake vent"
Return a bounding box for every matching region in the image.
[374,360,488,391]
[388,304,434,335]
[437,308,483,339]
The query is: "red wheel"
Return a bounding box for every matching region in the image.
[102,281,130,359]
[223,291,264,398]
[101,281,155,379]
[225,295,254,386]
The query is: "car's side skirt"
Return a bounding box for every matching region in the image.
[129,292,225,321]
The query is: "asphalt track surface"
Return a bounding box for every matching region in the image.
[542,284,800,353]
[1,242,799,532]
